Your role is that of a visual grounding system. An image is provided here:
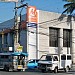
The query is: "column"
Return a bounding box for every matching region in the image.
[58,28,63,56]
[71,29,75,64]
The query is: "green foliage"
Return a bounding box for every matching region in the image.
[62,0,75,14]
[63,0,75,2]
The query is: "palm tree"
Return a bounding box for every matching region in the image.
[62,0,75,14]
[62,0,75,65]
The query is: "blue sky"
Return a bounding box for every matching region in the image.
[0,0,66,23]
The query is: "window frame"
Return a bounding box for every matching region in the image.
[63,29,71,47]
[49,27,59,47]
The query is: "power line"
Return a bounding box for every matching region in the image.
[38,18,74,29]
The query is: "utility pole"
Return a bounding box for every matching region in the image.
[14,3,28,52]
[14,2,20,52]
[14,2,18,43]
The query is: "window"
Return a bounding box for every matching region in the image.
[4,33,8,46]
[46,56,52,61]
[1,55,9,59]
[67,55,71,60]
[49,28,58,47]
[63,29,71,47]
[40,55,46,60]
[29,60,35,63]
[61,55,66,60]
[53,56,58,61]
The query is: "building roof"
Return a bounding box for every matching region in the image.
[0,14,27,34]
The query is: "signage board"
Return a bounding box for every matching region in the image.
[17,46,23,52]
[27,23,37,28]
[27,6,38,23]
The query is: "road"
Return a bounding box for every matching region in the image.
[0,69,75,75]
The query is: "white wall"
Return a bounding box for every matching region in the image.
[37,10,75,59]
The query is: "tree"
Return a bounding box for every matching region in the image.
[62,0,75,14]
[62,0,75,65]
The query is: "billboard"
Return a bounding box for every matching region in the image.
[27,6,38,23]
[0,0,18,2]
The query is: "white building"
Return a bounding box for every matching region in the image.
[37,10,73,57]
[28,10,75,63]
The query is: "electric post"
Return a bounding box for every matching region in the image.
[14,2,20,52]
[14,3,28,52]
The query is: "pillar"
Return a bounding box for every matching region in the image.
[58,28,63,56]
[71,29,75,64]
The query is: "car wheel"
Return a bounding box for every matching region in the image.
[54,67,58,73]
[41,69,46,73]
[64,66,70,72]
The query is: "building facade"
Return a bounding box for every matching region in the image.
[37,10,75,64]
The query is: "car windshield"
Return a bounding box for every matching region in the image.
[28,60,35,63]
[28,59,39,63]
[40,55,52,61]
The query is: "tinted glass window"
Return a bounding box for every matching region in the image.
[1,55,9,59]
[49,28,58,47]
[46,56,52,61]
[67,56,71,60]
[53,56,58,61]
[61,55,66,60]
[63,29,71,47]
[36,60,39,62]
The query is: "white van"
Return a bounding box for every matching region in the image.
[38,54,72,73]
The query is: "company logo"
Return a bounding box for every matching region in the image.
[29,7,37,17]
[27,6,38,23]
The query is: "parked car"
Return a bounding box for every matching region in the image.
[27,59,39,69]
[38,54,72,73]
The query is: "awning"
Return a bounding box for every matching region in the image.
[11,52,28,56]
[21,52,28,56]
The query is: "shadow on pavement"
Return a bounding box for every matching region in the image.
[25,69,75,74]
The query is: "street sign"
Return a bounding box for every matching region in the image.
[27,23,37,28]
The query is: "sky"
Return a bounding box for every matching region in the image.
[0,0,66,23]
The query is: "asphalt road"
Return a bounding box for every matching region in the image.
[0,69,75,75]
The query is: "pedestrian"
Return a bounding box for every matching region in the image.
[22,57,25,68]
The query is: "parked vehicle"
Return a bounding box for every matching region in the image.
[0,52,28,71]
[27,59,39,69]
[38,54,72,73]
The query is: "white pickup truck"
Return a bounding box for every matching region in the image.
[38,54,72,73]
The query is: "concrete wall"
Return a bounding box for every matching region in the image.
[37,10,75,59]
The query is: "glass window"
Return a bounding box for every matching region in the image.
[53,56,58,61]
[1,55,9,59]
[67,55,71,60]
[29,60,35,63]
[46,56,52,61]
[40,55,46,60]
[4,33,8,46]
[63,29,71,47]
[61,55,66,60]
[49,28,58,47]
